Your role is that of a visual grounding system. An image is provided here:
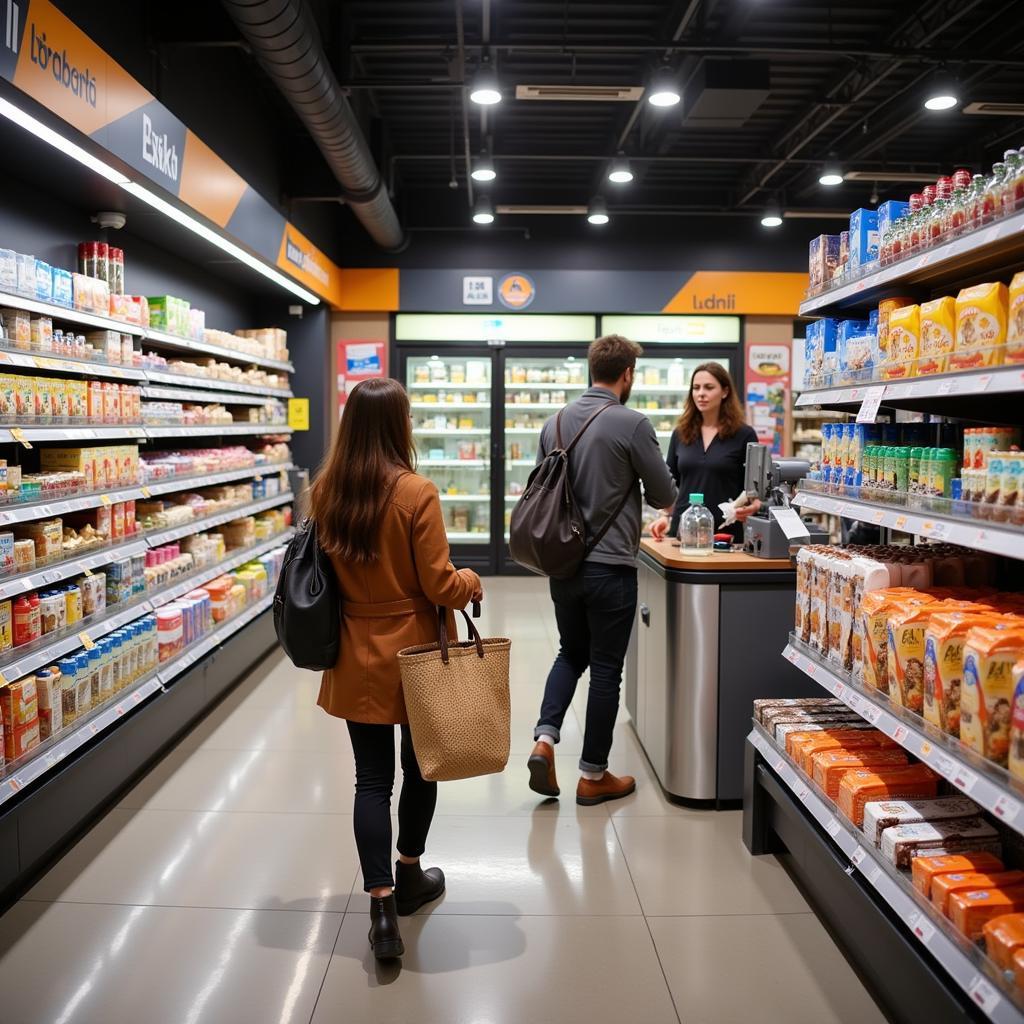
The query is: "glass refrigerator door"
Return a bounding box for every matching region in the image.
[407,353,492,544]
[628,355,731,455]
[502,354,589,539]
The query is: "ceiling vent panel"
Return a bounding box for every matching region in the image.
[515,85,644,102]
[963,101,1024,116]
[682,60,770,128]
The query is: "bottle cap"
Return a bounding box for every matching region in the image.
[688,493,704,504]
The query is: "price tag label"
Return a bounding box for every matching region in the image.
[995,794,1022,824]
[935,754,956,779]
[82,567,93,577]
[797,785,810,802]
[872,509,886,524]
[911,913,936,946]
[953,766,978,793]
[969,976,1001,1013]
[974,374,992,393]
[99,495,111,505]
[847,692,861,712]
[938,378,960,395]
[9,427,31,449]
[851,846,868,867]
[141,487,152,498]
[924,521,949,540]
[921,741,932,756]
[856,386,886,424]
[8,777,20,793]
[894,725,909,744]
[78,632,96,651]
[862,704,882,725]
[826,817,842,838]
[805,661,816,676]
[0,671,7,687]
[114,705,124,716]
[785,647,799,664]
[894,515,908,530]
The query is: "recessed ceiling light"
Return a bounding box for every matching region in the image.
[647,66,681,108]
[587,197,610,225]
[472,195,495,224]
[469,66,502,106]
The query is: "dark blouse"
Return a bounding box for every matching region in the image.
[666,424,759,541]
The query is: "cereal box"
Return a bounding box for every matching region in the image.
[881,304,920,380]
[849,208,880,270]
[918,296,956,376]
[961,625,1024,767]
[860,590,934,692]
[877,200,910,242]
[953,282,1009,370]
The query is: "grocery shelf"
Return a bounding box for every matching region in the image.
[505,428,543,435]
[143,491,293,547]
[782,638,1024,837]
[0,289,146,336]
[144,328,294,374]
[505,403,563,413]
[418,459,487,468]
[142,385,283,406]
[635,408,683,417]
[413,429,490,437]
[143,423,291,438]
[410,401,489,412]
[792,488,1024,560]
[748,725,1020,1021]
[144,369,291,398]
[149,530,292,609]
[143,462,292,497]
[506,459,536,467]
[0,538,148,602]
[437,494,490,502]
[791,407,850,419]
[446,531,488,542]
[0,424,146,443]
[503,382,586,391]
[407,382,491,391]
[504,495,521,502]
[0,348,146,382]
[799,208,1024,317]
[630,385,687,394]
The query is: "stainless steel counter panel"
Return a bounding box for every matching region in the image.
[634,558,720,800]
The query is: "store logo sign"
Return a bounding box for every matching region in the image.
[463,276,493,305]
[285,235,330,287]
[497,273,536,310]
[691,291,736,311]
[142,112,179,182]
[28,21,97,107]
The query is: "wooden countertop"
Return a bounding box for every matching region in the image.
[639,538,793,571]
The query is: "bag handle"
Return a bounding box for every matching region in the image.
[436,602,485,664]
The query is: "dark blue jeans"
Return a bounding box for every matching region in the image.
[535,563,639,772]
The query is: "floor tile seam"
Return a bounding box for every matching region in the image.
[112,806,360,817]
[17,896,349,915]
[308,904,347,1024]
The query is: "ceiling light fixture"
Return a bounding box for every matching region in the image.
[646,66,681,108]
[924,70,959,111]
[471,155,496,182]
[760,204,783,228]
[472,195,495,224]
[608,154,634,184]
[469,65,502,106]
[587,197,610,225]
[819,154,844,186]
[0,96,320,304]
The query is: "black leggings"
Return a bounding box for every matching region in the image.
[346,721,438,892]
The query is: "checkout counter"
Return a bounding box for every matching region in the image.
[626,539,819,806]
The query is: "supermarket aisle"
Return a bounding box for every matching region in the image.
[0,578,886,1024]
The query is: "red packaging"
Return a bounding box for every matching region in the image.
[110,502,125,541]
[124,499,136,535]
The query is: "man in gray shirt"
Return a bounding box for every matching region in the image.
[528,335,678,805]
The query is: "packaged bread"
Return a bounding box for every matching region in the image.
[880,817,1001,869]
[837,765,940,827]
[961,626,1024,767]
[934,872,1024,915]
[861,796,982,847]
[759,703,852,730]
[918,296,957,375]
[1006,271,1024,363]
[788,728,892,771]
[984,913,1024,970]
[795,547,814,643]
[1009,658,1024,781]
[950,886,1024,941]
[952,281,1008,370]
[860,589,934,691]
[924,611,1003,737]
[812,748,910,801]
[881,304,920,379]
[773,718,868,745]
[912,851,1006,897]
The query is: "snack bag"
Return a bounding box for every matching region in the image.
[953,282,1008,370]
[1009,658,1024,781]
[918,296,956,375]
[881,304,920,379]
[860,589,934,692]
[1007,271,1024,364]
[961,626,1024,767]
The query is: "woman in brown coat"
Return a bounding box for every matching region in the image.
[309,377,482,960]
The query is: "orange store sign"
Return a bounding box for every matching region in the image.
[662,272,808,315]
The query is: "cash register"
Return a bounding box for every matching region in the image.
[742,443,828,558]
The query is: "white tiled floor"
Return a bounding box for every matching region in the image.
[0,578,887,1024]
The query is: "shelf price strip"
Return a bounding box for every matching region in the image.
[782,643,1024,840]
[749,726,1017,1022]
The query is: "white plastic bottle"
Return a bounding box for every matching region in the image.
[679,492,714,556]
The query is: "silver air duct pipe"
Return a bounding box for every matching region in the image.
[222,0,404,251]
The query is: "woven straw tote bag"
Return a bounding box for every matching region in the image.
[398,605,511,782]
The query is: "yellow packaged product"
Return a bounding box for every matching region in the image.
[1008,658,1024,781]
[1005,270,1024,364]
[876,296,916,364]
[859,589,934,692]
[918,296,956,376]
[0,599,10,653]
[953,282,1008,370]
[961,626,1024,768]
[881,304,920,379]
[0,373,15,418]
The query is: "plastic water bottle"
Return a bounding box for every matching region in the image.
[679,492,714,556]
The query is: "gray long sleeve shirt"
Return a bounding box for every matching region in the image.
[537,386,678,567]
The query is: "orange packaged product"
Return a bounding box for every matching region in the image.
[1015,948,1024,993]
[949,886,1024,942]
[912,852,1006,897]
[983,913,1024,970]
[961,626,1024,768]
[811,748,910,800]
[1010,657,1024,782]
[860,589,934,692]
[789,729,891,773]
[203,577,234,622]
[932,871,1024,916]
[837,765,939,827]
[952,281,1008,371]
[918,296,957,375]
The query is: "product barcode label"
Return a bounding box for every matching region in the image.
[995,794,1022,823]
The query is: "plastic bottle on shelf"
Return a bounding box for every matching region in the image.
[982,163,1006,223]
[1003,148,1024,216]
[679,493,714,556]
[967,173,987,230]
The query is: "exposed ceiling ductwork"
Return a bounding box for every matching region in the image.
[221,0,404,251]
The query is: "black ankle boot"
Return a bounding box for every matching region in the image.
[368,894,404,959]
[394,859,446,916]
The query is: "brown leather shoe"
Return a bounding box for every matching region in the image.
[576,771,636,806]
[527,741,559,797]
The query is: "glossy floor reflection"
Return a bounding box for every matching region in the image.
[0,576,887,1024]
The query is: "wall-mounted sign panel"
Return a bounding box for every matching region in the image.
[600,315,740,344]
[395,313,597,343]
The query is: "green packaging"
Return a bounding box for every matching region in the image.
[909,447,923,493]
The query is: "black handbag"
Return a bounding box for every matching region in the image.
[273,520,341,670]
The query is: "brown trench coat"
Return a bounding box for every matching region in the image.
[317,472,481,725]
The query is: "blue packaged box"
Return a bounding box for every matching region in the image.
[838,319,874,383]
[34,260,52,302]
[849,208,879,270]
[51,267,73,307]
[804,318,838,387]
[877,200,910,242]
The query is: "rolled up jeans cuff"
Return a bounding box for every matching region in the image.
[579,757,609,773]
[534,726,560,744]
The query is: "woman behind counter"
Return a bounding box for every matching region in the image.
[650,361,760,544]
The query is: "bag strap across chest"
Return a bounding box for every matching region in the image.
[553,400,616,454]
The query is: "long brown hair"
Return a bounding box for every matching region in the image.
[676,361,746,445]
[308,377,415,561]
